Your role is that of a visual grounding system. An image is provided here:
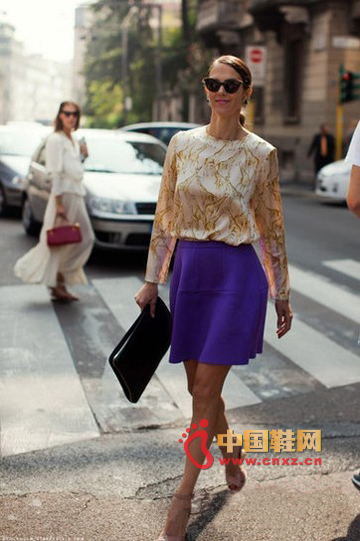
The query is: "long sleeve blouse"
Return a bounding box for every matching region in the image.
[46,131,85,197]
[145,126,290,300]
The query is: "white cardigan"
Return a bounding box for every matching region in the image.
[46,131,85,196]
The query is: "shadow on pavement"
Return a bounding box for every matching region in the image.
[187,490,229,540]
[332,513,360,541]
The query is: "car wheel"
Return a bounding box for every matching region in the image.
[22,198,41,236]
[0,184,7,215]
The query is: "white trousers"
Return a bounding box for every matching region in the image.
[14,193,95,287]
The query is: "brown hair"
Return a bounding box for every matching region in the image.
[208,55,252,126]
[54,101,81,132]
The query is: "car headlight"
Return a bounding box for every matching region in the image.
[11,175,26,187]
[88,197,135,215]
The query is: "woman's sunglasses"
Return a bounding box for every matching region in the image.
[61,110,79,117]
[202,78,243,94]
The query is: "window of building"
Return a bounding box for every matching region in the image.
[284,38,303,123]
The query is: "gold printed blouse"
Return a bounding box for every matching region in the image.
[145,126,290,300]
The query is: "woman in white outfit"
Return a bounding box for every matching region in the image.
[14,101,95,301]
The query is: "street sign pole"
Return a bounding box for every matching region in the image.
[245,46,266,130]
[335,103,343,161]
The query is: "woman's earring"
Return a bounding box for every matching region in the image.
[244,98,249,106]
[206,96,210,104]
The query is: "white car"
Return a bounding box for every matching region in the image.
[315,159,351,202]
[23,129,167,249]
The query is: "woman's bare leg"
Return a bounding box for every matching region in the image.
[184,362,243,479]
[177,363,231,493]
[50,272,78,301]
[161,362,231,538]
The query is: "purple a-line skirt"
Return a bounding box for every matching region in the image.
[169,240,269,366]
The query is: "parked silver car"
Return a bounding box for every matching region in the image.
[23,129,167,249]
[0,123,50,214]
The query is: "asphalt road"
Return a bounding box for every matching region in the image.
[0,188,359,541]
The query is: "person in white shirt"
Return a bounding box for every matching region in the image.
[14,101,95,301]
[345,119,360,491]
[346,120,360,218]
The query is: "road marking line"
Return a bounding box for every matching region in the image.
[323,259,360,282]
[265,304,360,388]
[0,285,99,457]
[289,264,360,325]
[93,277,261,413]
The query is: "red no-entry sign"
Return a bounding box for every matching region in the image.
[245,46,267,86]
[250,48,263,64]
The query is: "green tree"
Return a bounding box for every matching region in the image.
[83,0,213,126]
[83,0,158,127]
[86,80,123,128]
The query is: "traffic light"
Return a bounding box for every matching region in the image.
[340,70,354,103]
[339,65,360,103]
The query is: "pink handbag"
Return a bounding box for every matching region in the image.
[47,223,82,247]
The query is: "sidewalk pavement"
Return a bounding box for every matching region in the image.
[1,374,359,541]
[0,469,359,541]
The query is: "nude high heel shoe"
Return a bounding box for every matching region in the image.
[157,493,193,541]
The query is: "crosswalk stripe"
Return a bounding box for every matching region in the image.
[289,264,360,325]
[0,285,100,457]
[90,277,183,424]
[265,303,360,388]
[4,259,358,458]
[93,276,262,413]
[323,259,360,282]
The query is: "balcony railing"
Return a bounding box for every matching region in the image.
[196,0,243,33]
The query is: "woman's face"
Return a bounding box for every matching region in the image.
[206,62,249,119]
[59,104,79,131]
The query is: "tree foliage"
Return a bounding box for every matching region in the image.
[86,80,123,128]
[83,0,214,127]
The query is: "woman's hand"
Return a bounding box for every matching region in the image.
[135,282,158,317]
[80,142,89,159]
[275,299,293,338]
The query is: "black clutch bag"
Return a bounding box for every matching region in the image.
[109,297,172,403]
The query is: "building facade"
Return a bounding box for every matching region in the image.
[194,0,360,183]
[73,4,95,108]
[0,21,72,125]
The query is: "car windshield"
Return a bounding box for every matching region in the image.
[84,138,166,175]
[0,130,44,156]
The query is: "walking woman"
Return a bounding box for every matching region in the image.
[14,101,94,301]
[135,55,292,540]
